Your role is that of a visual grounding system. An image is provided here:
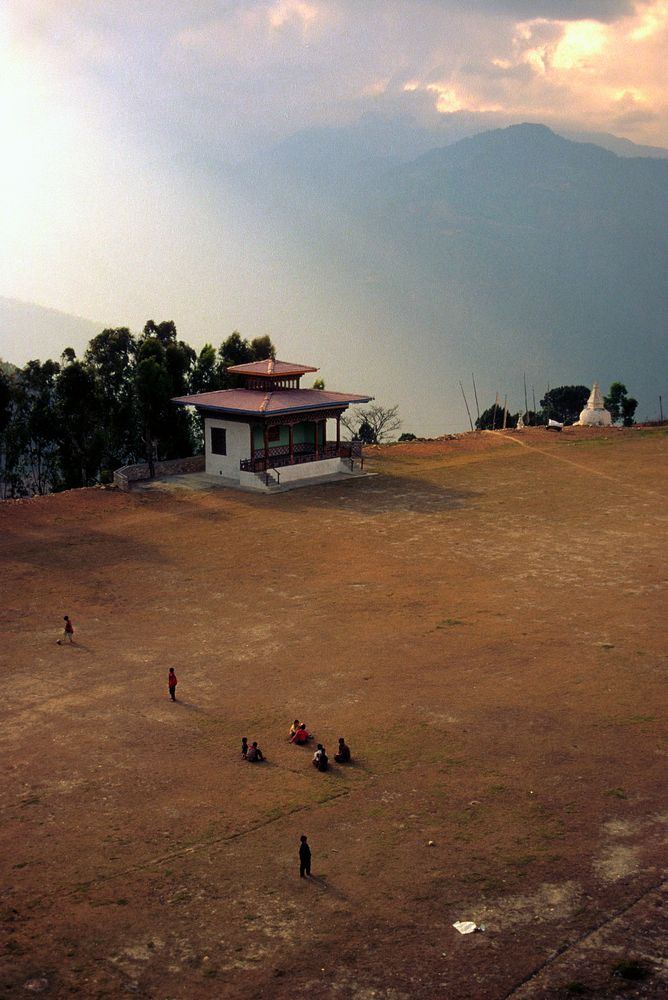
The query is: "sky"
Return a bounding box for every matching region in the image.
[1,1,667,429]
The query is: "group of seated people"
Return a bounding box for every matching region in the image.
[240,722,352,769]
[288,720,351,772]
[241,737,264,762]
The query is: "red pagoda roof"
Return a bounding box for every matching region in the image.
[173,388,373,416]
[226,359,318,377]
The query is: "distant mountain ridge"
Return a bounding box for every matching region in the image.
[235,121,667,428]
[3,121,667,432]
[0,297,103,367]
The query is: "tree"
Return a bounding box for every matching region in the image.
[56,360,105,489]
[135,324,197,463]
[191,344,222,394]
[540,385,589,425]
[341,403,401,443]
[475,403,518,430]
[604,382,638,426]
[85,328,138,470]
[12,360,62,495]
[312,378,325,390]
[217,331,277,387]
[398,432,417,441]
[135,351,172,477]
[250,335,275,360]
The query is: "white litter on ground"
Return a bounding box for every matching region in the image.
[452,921,478,934]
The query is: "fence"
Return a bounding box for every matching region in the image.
[113,455,205,492]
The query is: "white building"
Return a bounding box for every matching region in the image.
[173,358,373,490]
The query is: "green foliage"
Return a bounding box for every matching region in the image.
[540,385,589,425]
[0,324,280,496]
[218,331,276,387]
[56,360,105,489]
[312,377,325,390]
[604,381,638,426]
[398,432,417,441]
[475,403,518,430]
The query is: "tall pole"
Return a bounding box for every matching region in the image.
[532,386,537,422]
[502,395,508,430]
[471,373,480,422]
[459,381,474,432]
[492,393,499,431]
[660,395,664,423]
[523,372,529,417]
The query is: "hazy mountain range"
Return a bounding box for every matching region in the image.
[2,122,666,431]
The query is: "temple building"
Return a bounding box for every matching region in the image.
[576,382,612,427]
[173,358,373,490]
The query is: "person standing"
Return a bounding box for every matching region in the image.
[168,668,177,701]
[57,616,74,645]
[299,834,311,878]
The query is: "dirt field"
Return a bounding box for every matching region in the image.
[1,427,667,1000]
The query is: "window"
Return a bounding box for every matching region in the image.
[268,426,281,442]
[211,427,227,455]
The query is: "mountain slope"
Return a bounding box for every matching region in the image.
[0,297,103,367]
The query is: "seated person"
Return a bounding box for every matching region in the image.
[312,743,324,767]
[316,748,329,772]
[288,719,300,740]
[246,741,264,762]
[290,723,311,745]
[241,736,249,759]
[334,737,351,763]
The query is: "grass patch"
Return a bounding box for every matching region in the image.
[605,787,627,799]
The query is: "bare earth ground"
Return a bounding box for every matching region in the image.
[1,426,667,1000]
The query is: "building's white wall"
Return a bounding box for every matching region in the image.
[277,458,347,482]
[240,458,350,491]
[205,418,250,479]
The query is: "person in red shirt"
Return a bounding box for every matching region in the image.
[290,723,311,745]
[168,668,177,701]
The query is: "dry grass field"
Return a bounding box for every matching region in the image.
[1,427,667,1000]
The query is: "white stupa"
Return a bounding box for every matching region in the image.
[577,382,612,426]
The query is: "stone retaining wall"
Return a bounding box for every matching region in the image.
[113,455,205,491]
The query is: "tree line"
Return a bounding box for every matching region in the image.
[0,323,275,498]
[474,383,638,430]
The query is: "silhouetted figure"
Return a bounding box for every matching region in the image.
[299,835,311,878]
[335,737,351,763]
[241,737,248,759]
[313,744,328,772]
[168,668,177,701]
[246,741,264,762]
[57,615,74,645]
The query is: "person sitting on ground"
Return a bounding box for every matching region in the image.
[334,737,351,763]
[246,741,264,762]
[241,737,248,759]
[312,743,324,767]
[288,719,301,740]
[290,723,311,745]
[316,747,329,772]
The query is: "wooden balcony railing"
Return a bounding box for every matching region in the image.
[240,440,361,474]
